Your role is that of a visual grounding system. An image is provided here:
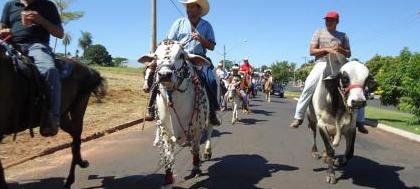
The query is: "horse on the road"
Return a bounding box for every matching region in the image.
[262,75,273,102]
[0,39,107,189]
[139,40,216,189]
[307,53,374,184]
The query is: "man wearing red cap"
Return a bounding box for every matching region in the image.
[289,11,368,134]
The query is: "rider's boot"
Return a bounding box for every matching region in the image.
[145,106,155,121]
[40,112,59,137]
[289,119,303,128]
[210,110,221,126]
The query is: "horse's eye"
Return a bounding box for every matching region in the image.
[340,72,350,88]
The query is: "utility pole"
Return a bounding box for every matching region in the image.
[151,0,157,53]
[223,45,226,68]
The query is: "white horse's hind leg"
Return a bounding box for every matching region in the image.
[204,125,213,160]
[268,92,271,102]
[232,102,237,125]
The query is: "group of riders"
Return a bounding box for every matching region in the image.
[0,0,369,139]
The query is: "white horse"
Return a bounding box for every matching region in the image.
[307,54,372,184]
[226,82,242,124]
[139,40,215,189]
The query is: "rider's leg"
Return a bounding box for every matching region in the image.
[356,107,368,134]
[290,61,326,128]
[28,43,61,136]
[202,65,221,126]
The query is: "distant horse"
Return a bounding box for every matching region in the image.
[240,72,252,112]
[139,40,215,189]
[263,75,273,102]
[226,82,241,125]
[0,39,107,189]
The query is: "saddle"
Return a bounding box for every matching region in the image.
[323,53,348,90]
[7,48,74,134]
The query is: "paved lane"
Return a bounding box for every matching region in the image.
[6,94,420,189]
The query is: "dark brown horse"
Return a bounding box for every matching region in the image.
[0,42,107,189]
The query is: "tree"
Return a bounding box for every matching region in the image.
[367,48,420,124]
[79,31,93,58]
[260,65,268,72]
[270,61,295,84]
[62,32,71,57]
[52,0,84,52]
[113,57,128,67]
[296,60,315,82]
[220,59,234,70]
[84,44,112,66]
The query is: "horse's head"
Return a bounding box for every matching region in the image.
[227,82,239,102]
[338,61,370,109]
[138,40,210,91]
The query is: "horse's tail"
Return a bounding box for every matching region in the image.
[81,67,108,102]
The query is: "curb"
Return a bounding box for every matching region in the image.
[291,97,420,143]
[368,122,420,143]
[4,118,147,169]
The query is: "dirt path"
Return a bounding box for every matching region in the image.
[1,68,149,168]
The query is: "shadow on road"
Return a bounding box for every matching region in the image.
[201,129,232,144]
[240,118,267,125]
[251,109,274,116]
[8,177,66,189]
[338,156,420,189]
[189,154,299,189]
[86,174,165,189]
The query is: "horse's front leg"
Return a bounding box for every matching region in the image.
[319,126,337,184]
[186,127,202,179]
[0,160,8,189]
[203,125,213,161]
[335,127,356,167]
[232,102,237,125]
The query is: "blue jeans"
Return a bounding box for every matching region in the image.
[199,65,220,112]
[357,107,365,126]
[24,43,61,122]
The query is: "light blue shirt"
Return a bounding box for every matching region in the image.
[168,17,216,57]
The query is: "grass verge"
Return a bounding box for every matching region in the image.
[365,106,420,135]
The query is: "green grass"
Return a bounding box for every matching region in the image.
[365,106,420,135]
[90,65,143,75]
[285,91,301,98]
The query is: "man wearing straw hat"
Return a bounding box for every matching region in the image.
[167,0,221,125]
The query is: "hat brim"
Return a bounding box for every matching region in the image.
[179,0,209,17]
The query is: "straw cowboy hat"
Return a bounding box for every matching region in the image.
[179,0,210,17]
[264,69,272,73]
[231,64,240,70]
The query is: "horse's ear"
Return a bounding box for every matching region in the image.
[365,74,378,93]
[187,54,211,66]
[138,54,155,64]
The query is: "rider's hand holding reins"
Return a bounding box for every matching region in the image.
[0,28,11,38]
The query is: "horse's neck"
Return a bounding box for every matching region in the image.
[314,73,345,116]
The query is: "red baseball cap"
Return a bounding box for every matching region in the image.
[324,11,339,20]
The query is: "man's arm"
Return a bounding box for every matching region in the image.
[29,11,63,38]
[192,31,215,50]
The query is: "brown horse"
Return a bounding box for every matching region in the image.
[0,42,107,189]
[263,75,273,102]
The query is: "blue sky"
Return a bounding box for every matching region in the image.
[1,0,419,67]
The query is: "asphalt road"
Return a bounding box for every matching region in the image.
[5,94,420,189]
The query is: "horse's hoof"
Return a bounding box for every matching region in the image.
[311,152,321,160]
[204,152,212,161]
[78,160,89,168]
[161,184,173,189]
[192,169,202,177]
[333,157,347,167]
[326,174,337,184]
